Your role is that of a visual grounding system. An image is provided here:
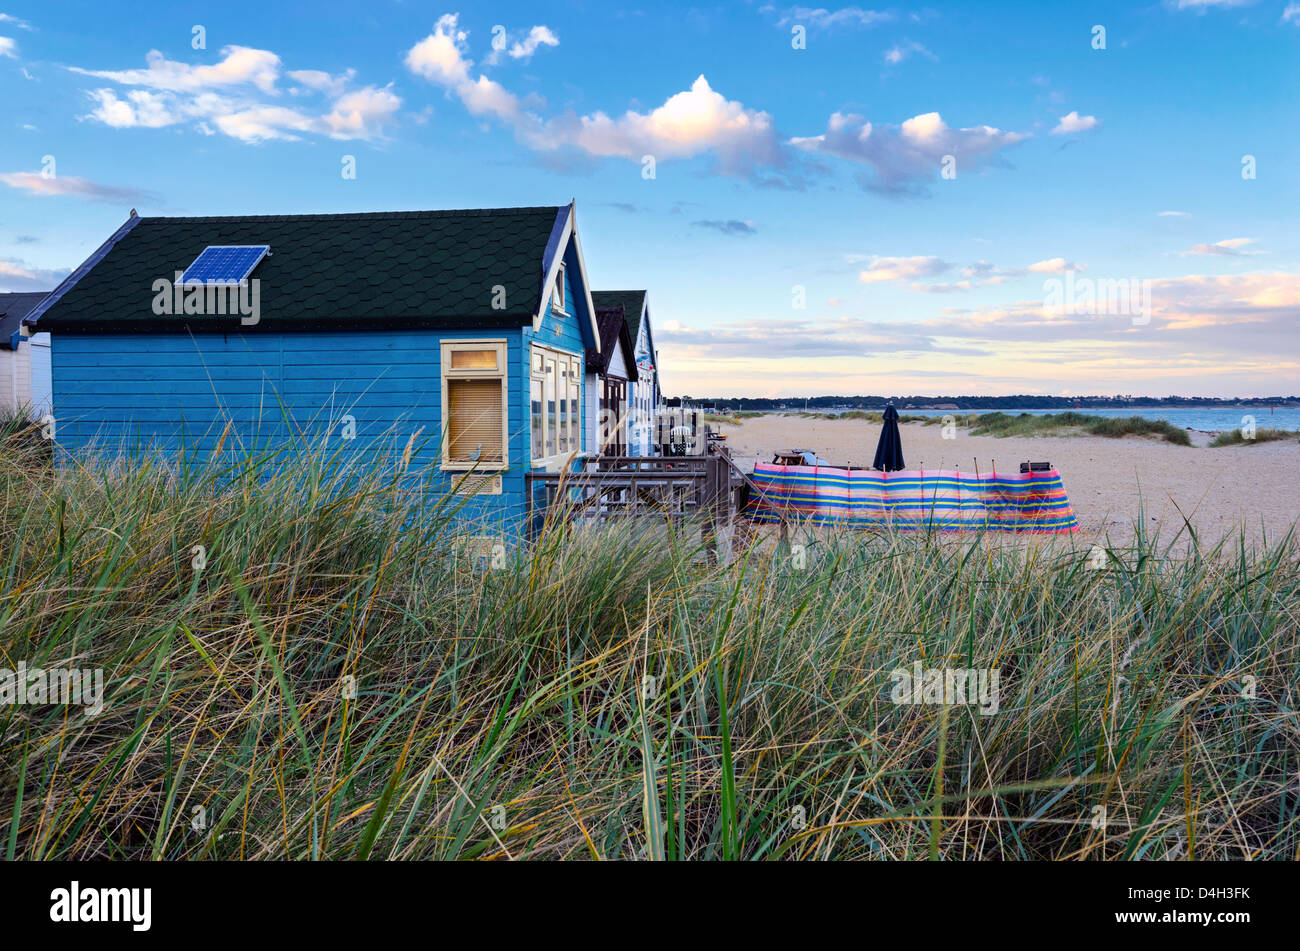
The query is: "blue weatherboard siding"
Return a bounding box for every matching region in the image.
[527,245,590,426]
[526,238,589,449]
[51,327,539,531]
[522,241,589,528]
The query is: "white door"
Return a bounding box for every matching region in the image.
[28,332,52,418]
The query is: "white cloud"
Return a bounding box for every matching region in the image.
[211,105,320,142]
[883,40,935,64]
[319,86,402,139]
[791,110,1026,195]
[288,68,356,97]
[0,13,33,30]
[73,46,399,143]
[1283,2,1300,23]
[1175,0,1253,9]
[548,76,783,173]
[71,46,282,94]
[859,255,951,283]
[0,35,16,58]
[1051,111,1098,135]
[85,88,179,128]
[457,75,523,120]
[1184,237,1258,257]
[1158,210,1191,217]
[1028,257,1083,274]
[485,25,559,64]
[891,256,1083,291]
[405,14,472,85]
[405,17,542,123]
[405,22,789,181]
[771,6,893,29]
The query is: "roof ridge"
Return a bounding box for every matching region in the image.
[138,206,564,224]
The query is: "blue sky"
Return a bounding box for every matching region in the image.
[1,0,1297,397]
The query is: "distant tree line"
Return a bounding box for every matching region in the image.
[674,394,1300,411]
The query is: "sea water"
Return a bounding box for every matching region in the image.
[786,407,1300,432]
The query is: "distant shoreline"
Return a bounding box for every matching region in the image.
[688,400,1300,411]
[706,408,1300,445]
[739,404,1288,412]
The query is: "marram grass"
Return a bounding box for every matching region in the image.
[1,423,1297,860]
[926,411,1194,446]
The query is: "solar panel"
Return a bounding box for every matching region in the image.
[177,245,270,285]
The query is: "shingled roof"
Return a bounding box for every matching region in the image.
[0,292,50,349]
[585,306,638,379]
[592,290,647,345]
[34,206,572,334]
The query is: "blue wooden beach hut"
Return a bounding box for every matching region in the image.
[28,203,604,532]
[591,290,660,455]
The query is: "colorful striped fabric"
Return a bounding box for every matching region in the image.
[745,464,1079,533]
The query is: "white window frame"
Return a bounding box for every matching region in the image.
[440,339,509,472]
[552,264,567,314]
[530,343,582,470]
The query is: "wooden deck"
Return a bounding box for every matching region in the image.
[524,449,747,558]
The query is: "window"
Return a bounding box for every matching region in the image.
[600,378,626,455]
[530,343,582,468]
[552,264,566,314]
[441,340,508,470]
[450,348,499,370]
[569,373,581,456]
[545,356,557,457]
[559,359,571,453]
[530,378,543,460]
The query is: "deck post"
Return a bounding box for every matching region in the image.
[702,454,726,565]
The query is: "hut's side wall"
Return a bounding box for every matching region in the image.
[50,328,533,530]
[0,349,18,414]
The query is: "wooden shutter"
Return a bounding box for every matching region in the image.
[447,378,503,462]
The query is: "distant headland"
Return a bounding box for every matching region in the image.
[674,395,1300,411]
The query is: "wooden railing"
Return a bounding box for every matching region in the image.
[524,451,738,554]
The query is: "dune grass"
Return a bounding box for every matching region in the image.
[1,421,1297,860]
[791,410,929,423]
[1209,428,1300,447]
[923,411,1193,446]
[799,409,882,422]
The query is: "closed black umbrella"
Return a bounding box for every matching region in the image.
[873,405,905,471]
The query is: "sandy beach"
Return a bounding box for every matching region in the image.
[717,415,1300,547]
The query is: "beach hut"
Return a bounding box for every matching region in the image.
[28,204,604,533]
[0,291,53,418]
[584,303,637,456]
[591,290,660,455]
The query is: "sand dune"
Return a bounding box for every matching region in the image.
[716,415,1300,546]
